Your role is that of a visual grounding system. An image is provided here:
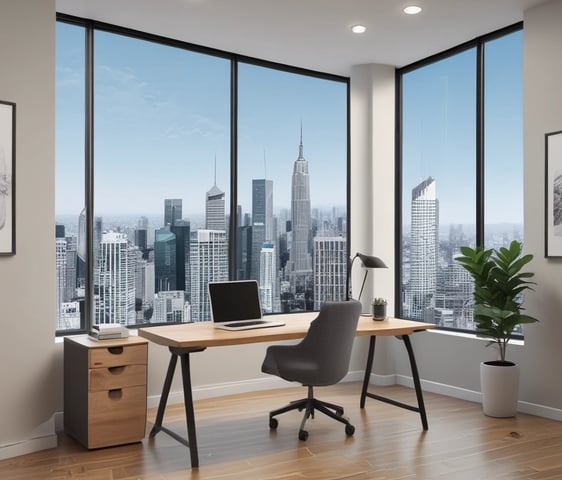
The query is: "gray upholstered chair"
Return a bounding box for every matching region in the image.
[261,300,362,441]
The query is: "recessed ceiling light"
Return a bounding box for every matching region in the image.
[403,5,422,15]
[351,24,367,34]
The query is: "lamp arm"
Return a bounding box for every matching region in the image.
[347,253,359,300]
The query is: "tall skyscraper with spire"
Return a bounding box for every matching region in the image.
[409,177,439,321]
[206,157,226,231]
[290,125,312,274]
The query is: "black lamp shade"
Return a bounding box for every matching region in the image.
[356,253,387,269]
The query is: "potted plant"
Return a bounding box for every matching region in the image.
[456,240,539,417]
[371,298,387,320]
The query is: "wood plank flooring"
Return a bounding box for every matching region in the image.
[2,383,562,479]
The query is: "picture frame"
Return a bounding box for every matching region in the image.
[545,130,562,257]
[0,100,15,256]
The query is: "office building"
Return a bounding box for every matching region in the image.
[290,129,312,274]
[170,219,191,298]
[190,229,228,322]
[206,184,226,231]
[251,178,273,280]
[152,290,189,323]
[154,228,177,292]
[164,198,182,227]
[259,242,277,313]
[408,177,438,322]
[94,231,136,325]
[313,236,347,310]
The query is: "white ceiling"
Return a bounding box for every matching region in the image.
[56,0,547,77]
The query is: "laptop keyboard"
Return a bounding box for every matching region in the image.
[224,320,268,328]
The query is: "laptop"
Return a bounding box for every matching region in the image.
[208,280,285,331]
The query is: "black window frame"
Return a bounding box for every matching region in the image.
[55,13,351,336]
[395,22,524,336]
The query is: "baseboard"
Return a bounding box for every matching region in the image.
[0,416,58,461]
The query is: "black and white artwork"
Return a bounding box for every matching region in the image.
[0,100,15,256]
[545,130,562,257]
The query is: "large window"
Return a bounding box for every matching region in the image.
[398,25,523,331]
[55,17,349,334]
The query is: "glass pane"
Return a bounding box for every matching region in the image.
[55,22,86,333]
[401,49,477,329]
[237,64,348,313]
[484,30,524,249]
[93,31,230,325]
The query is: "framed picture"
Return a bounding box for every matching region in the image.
[545,130,562,257]
[0,100,15,256]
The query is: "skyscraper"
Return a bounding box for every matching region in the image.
[259,242,277,313]
[164,199,182,227]
[154,228,177,292]
[409,177,439,321]
[313,236,347,309]
[190,229,228,322]
[251,178,273,280]
[170,219,191,297]
[94,231,136,325]
[290,127,312,273]
[206,185,225,231]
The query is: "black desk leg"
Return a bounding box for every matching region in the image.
[179,351,199,468]
[150,353,178,437]
[150,347,205,468]
[360,336,376,409]
[402,334,428,430]
[360,334,428,431]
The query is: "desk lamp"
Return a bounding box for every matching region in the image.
[348,252,387,304]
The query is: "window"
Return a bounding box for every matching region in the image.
[55,16,349,334]
[55,21,86,332]
[398,25,523,332]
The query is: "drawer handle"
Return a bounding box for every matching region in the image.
[108,389,123,400]
[107,346,124,355]
[108,366,125,375]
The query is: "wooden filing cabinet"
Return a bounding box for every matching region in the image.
[64,335,148,449]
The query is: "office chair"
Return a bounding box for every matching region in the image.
[261,300,362,441]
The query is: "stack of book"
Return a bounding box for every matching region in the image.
[89,324,129,341]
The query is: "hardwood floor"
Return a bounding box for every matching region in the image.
[2,383,562,479]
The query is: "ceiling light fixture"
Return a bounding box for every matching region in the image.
[351,24,367,34]
[403,5,422,15]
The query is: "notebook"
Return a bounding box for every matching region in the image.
[208,280,285,331]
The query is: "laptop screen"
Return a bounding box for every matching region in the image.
[208,280,263,323]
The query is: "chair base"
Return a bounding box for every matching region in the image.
[268,386,355,440]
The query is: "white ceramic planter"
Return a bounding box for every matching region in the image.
[480,361,520,417]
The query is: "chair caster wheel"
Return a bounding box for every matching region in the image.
[345,424,355,436]
[269,417,278,429]
[298,429,309,441]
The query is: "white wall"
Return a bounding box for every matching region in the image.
[0,0,59,459]
[2,0,562,461]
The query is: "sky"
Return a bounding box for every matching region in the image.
[56,23,523,230]
[402,30,523,226]
[55,23,348,221]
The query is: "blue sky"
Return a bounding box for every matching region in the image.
[402,30,523,226]
[55,23,348,220]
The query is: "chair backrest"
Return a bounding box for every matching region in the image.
[299,300,362,386]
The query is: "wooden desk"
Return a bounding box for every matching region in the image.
[139,313,434,468]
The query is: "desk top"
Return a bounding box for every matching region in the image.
[138,313,435,349]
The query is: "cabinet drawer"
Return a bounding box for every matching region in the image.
[89,364,147,392]
[89,344,147,368]
[89,385,146,448]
